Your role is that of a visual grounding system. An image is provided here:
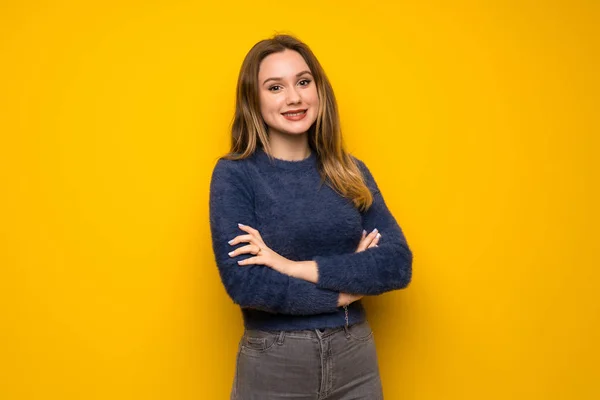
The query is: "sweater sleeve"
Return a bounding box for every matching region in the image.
[312,158,413,295]
[209,158,340,315]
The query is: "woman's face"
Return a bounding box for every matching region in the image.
[257,49,319,138]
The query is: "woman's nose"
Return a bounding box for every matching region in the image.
[286,87,302,104]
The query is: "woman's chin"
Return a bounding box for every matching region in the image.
[270,126,311,137]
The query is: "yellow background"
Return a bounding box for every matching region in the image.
[1,1,598,399]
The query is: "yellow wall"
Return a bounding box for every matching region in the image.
[1,1,598,399]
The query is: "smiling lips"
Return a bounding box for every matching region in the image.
[282,108,307,115]
[282,109,307,121]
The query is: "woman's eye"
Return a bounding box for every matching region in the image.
[268,79,311,92]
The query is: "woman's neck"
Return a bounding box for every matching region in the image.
[267,130,311,161]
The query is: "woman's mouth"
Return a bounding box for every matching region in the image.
[281,109,307,121]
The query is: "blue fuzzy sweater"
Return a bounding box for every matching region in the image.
[208,147,412,331]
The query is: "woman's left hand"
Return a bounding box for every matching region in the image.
[228,223,293,274]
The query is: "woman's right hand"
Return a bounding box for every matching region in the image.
[355,228,381,252]
[337,292,363,307]
[337,229,382,307]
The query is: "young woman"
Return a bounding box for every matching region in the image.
[209,34,413,400]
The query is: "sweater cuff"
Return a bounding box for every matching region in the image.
[314,254,351,293]
[286,278,340,314]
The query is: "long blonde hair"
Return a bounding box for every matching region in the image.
[225,34,373,211]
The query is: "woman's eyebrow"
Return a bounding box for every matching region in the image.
[262,70,313,85]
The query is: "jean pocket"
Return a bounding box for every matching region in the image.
[240,330,279,355]
[347,320,374,341]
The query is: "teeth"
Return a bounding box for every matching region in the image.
[284,110,306,116]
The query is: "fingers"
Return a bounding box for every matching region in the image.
[355,230,366,252]
[228,224,265,263]
[365,228,380,246]
[368,231,381,248]
[339,292,365,306]
[228,223,266,246]
[230,223,265,244]
[355,230,369,252]
[237,223,261,237]
[228,244,262,258]
[355,228,380,252]
[228,234,255,246]
[237,256,260,266]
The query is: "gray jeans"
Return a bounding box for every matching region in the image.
[231,319,384,399]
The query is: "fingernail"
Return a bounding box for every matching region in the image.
[362,230,367,235]
[238,223,245,227]
[228,239,234,245]
[237,260,243,265]
[371,228,378,234]
[228,251,234,257]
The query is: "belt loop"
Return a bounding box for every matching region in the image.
[276,330,285,345]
